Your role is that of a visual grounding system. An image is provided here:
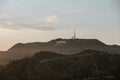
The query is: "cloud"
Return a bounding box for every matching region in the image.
[47,15,60,22]
[0,19,56,31]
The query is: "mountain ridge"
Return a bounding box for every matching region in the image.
[0,38,120,66]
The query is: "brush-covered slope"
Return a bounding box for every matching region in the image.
[64,50,120,80]
[0,50,120,80]
[0,51,64,80]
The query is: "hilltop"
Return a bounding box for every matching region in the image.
[0,38,120,66]
[7,38,120,54]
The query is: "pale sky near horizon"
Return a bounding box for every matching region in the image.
[0,0,120,51]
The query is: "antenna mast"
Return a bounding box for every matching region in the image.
[72,27,76,39]
[74,27,76,38]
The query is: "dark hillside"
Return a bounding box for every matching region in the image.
[0,50,120,80]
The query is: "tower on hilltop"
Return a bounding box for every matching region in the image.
[72,27,76,39]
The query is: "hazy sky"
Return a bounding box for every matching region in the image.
[0,0,120,51]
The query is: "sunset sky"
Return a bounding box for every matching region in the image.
[0,0,120,51]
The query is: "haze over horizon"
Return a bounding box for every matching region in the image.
[0,0,120,51]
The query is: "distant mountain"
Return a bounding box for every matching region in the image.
[0,50,120,80]
[0,38,120,66]
[7,39,120,55]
